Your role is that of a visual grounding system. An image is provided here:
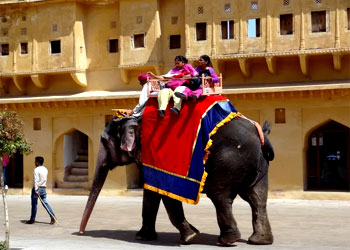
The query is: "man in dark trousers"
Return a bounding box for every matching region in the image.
[26,156,56,225]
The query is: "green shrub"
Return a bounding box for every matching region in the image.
[0,241,7,250]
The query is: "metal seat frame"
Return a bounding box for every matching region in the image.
[146,73,223,98]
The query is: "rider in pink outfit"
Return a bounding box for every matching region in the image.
[175,55,219,102]
[148,56,198,117]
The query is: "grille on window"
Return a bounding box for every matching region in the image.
[198,6,204,14]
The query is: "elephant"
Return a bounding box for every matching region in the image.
[79,114,275,246]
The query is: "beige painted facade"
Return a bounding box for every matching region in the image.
[0,0,349,199]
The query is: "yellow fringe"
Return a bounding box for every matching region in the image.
[203,112,241,164]
[144,170,208,205]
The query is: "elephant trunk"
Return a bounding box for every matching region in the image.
[79,147,109,234]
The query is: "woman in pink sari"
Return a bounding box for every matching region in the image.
[148,56,198,117]
[174,55,219,102]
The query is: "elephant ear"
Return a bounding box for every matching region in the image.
[120,118,140,152]
[112,116,123,139]
[111,116,138,139]
[101,131,109,143]
[103,116,124,140]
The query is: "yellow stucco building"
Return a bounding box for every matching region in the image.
[0,0,349,199]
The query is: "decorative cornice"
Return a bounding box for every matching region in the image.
[189,47,350,61]
[0,88,348,111]
[0,0,45,5]
[0,0,117,6]
[0,67,86,77]
[222,82,350,95]
[118,62,163,69]
[0,81,348,110]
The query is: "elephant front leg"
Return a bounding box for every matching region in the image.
[239,174,273,245]
[207,192,241,246]
[136,189,161,241]
[161,196,199,244]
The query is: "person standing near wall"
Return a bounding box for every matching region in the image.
[26,156,56,225]
[2,154,10,190]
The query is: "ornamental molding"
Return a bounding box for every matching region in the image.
[118,62,164,69]
[0,67,86,77]
[189,47,350,61]
[0,82,348,110]
[0,0,117,6]
[0,68,87,91]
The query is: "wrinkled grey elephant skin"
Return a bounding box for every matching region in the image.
[79,115,275,246]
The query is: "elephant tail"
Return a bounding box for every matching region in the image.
[262,121,274,162]
[262,120,271,135]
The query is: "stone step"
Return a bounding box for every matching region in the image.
[76,155,88,161]
[72,161,88,168]
[53,188,90,195]
[65,175,89,182]
[55,181,89,189]
[71,167,88,175]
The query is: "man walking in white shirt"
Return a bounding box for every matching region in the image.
[26,156,56,225]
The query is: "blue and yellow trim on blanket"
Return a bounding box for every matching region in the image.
[142,98,238,204]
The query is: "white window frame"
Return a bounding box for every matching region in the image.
[247,18,261,38]
[310,10,329,33]
[221,20,235,40]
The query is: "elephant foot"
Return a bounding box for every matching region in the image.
[189,223,200,234]
[248,232,273,245]
[135,226,158,241]
[217,231,241,247]
[180,224,200,245]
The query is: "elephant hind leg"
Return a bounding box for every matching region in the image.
[207,191,241,246]
[239,174,273,245]
[161,196,199,244]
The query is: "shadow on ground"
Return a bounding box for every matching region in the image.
[20,219,50,225]
[73,230,247,247]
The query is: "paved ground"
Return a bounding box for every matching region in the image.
[0,194,349,250]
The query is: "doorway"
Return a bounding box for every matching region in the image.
[62,130,89,188]
[306,121,350,191]
[6,152,23,188]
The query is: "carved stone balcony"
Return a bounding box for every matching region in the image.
[118,62,164,84]
[0,68,87,94]
[189,47,350,78]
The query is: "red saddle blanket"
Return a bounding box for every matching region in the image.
[141,95,238,204]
